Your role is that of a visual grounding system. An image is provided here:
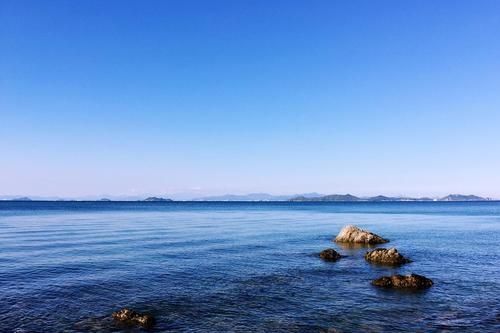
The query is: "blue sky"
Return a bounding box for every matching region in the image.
[1,0,499,199]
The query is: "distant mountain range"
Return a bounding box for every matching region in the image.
[0,193,494,202]
[0,196,174,202]
[193,193,324,201]
[289,193,490,202]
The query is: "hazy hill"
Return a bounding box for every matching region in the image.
[142,197,173,202]
[440,194,486,201]
[9,197,32,201]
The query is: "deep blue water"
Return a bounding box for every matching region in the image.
[1,201,499,332]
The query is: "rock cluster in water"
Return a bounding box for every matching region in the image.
[321,225,433,291]
[334,225,388,244]
[372,273,433,289]
[364,248,411,266]
[319,248,342,261]
[108,224,432,328]
[112,308,155,328]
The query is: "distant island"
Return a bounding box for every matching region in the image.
[289,193,490,202]
[142,197,173,202]
[440,194,486,201]
[9,197,32,201]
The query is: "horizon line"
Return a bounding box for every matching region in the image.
[1,192,497,202]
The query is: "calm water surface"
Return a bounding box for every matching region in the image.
[1,202,499,332]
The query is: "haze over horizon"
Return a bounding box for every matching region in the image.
[2,1,500,198]
[0,192,499,201]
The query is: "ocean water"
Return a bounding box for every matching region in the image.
[1,201,499,333]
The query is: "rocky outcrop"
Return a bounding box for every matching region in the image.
[319,248,342,261]
[372,274,433,289]
[112,308,155,328]
[364,248,410,265]
[334,225,388,244]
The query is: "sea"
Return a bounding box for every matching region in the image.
[1,201,499,332]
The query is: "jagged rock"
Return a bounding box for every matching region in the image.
[334,225,388,244]
[372,274,433,289]
[364,248,410,265]
[112,308,155,328]
[319,248,342,261]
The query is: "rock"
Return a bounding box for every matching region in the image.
[372,274,433,289]
[112,308,155,328]
[364,248,410,265]
[319,248,342,261]
[334,225,388,244]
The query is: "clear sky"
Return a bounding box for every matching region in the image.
[1,0,500,199]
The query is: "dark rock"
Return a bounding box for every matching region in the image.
[334,225,388,244]
[319,248,342,261]
[112,308,155,328]
[364,248,411,266]
[372,274,433,289]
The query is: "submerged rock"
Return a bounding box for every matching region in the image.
[319,248,342,261]
[112,308,155,328]
[364,248,410,265]
[334,225,388,244]
[372,274,433,289]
